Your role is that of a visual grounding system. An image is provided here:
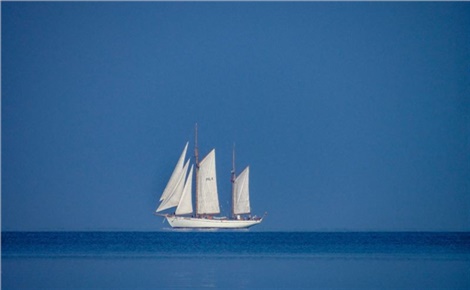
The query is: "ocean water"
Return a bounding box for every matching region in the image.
[2,232,469,289]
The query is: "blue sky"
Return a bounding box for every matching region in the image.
[2,2,469,231]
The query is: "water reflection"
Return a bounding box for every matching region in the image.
[3,232,469,289]
[3,256,469,289]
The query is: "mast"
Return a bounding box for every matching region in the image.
[194,123,199,217]
[231,143,236,219]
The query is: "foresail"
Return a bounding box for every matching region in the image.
[156,159,189,212]
[175,165,193,215]
[159,142,188,202]
[234,166,250,215]
[197,149,220,214]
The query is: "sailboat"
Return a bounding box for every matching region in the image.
[155,125,264,229]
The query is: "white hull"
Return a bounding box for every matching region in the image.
[165,215,262,229]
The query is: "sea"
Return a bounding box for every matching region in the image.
[2,231,470,289]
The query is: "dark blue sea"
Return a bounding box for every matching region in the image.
[2,231,469,289]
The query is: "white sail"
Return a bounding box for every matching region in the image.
[233,166,250,215]
[156,159,190,212]
[197,149,220,215]
[159,142,188,202]
[175,165,193,215]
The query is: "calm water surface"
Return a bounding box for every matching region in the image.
[2,232,470,289]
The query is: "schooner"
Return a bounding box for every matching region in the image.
[155,125,264,229]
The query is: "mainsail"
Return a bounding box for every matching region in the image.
[159,142,188,202]
[197,149,220,215]
[175,165,194,215]
[233,166,250,215]
[156,159,189,212]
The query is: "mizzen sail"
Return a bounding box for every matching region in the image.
[233,166,250,215]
